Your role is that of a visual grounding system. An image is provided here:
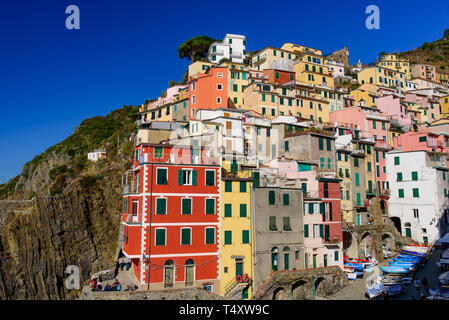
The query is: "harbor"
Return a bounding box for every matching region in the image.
[328,237,449,300]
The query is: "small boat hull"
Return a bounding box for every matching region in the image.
[380,266,409,274]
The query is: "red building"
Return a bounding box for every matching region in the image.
[318,178,343,245]
[264,69,295,85]
[122,143,221,293]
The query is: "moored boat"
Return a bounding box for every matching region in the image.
[380,266,409,274]
[402,245,428,254]
[366,283,385,299]
[384,284,404,296]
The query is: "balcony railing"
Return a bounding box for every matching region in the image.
[123,184,139,195]
[323,235,340,243]
[125,214,141,224]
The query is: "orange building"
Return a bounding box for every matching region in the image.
[264,69,295,85]
[189,66,228,119]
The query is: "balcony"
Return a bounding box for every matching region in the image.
[123,184,139,195]
[125,214,141,225]
[323,235,340,244]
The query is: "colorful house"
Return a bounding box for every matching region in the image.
[121,144,221,293]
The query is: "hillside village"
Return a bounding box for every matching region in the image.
[115,32,449,299]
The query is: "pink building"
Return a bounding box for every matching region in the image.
[411,64,437,82]
[393,131,449,155]
[376,94,413,128]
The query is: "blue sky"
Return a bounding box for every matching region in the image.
[1,0,448,183]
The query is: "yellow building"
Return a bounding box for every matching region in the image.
[219,62,249,109]
[357,66,406,89]
[250,46,298,71]
[441,95,449,118]
[437,73,449,85]
[220,159,253,299]
[188,60,216,79]
[350,88,379,108]
[377,54,411,79]
[242,82,330,123]
[293,52,334,89]
[356,140,377,198]
[336,148,353,223]
[280,43,322,56]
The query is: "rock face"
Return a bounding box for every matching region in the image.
[0,168,123,300]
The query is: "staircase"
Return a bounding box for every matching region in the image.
[224,275,250,299]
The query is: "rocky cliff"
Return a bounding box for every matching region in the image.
[0,105,138,299]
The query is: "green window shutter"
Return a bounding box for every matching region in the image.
[356,193,361,206]
[182,198,192,214]
[157,169,167,185]
[268,190,275,204]
[242,230,249,244]
[319,138,324,150]
[206,198,215,215]
[283,194,290,205]
[376,151,379,162]
[326,139,331,151]
[394,156,400,165]
[253,172,260,187]
[271,95,275,103]
[240,204,247,217]
[309,203,314,214]
[419,136,427,142]
[328,158,331,169]
[397,172,403,181]
[269,216,277,230]
[372,120,376,129]
[224,231,232,245]
[376,165,380,177]
[320,203,325,214]
[224,204,232,217]
[155,229,166,246]
[178,170,183,185]
[154,147,163,159]
[301,183,307,194]
[319,224,324,237]
[399,189,404,198]
[338,152,341,161]
[334,251,339,261]
[262,93,266,102]
[181,229,191,245]
[206,171,215,186]
[225,181,232,192]
[355,173,360,186]
[304,224,309,238]
[412,171,418,181]
[325,225,330,240]
[240,181,247,192]
[320,157,324,168]
[413,188,419,198]
[205,228,215,244]
[285,140,289,151]
[233,84,238,92]
[329,202,333,220]
[192,170,197,185]
[283,217,292,231]
[156,198,167,215]
[354,157,359,167]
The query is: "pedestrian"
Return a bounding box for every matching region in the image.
[96,277,103,291]
[118,257,125,271]
[125,257,132,271]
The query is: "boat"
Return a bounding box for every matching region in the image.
[428,286,449,298]
[395,255,421,261]
[402,245,428,254]
[366,283,385,299]
[393,258,419,265]
[381,275,403,285]
[384,284,404,296]
[346,272,357,280]
[344,263,364,271]
[380,266,410,274]
[356,271,364,279]
[406,243,428,248]
[401,250,427,257]
[388,262,415,268]
[397,253,422,259]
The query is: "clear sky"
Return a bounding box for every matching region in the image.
[1,0,448,183]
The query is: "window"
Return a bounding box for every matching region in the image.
[224,204,232,218]
[334,251,339,261]
[394,156,400,165]
[157,168,168,185]
[269,190,275,205]
[285,140,289,151]
[413,209,419,219]
[412,171,418,181]
[205,198,215,215]
[319,137,324,150]
[155,228,166,246]
[304,224,309,238]
[398,189,404,198]
[182,198,192,215]
[178,169,197,186]
[154,147,163,159]
[217,97,221,104]
[224,231,232,245]
[327,158,331,169]
[283,217,292,231]
[269,216,277,231]
[354,157,359,167]
[156,198,167,215]
[205,227,215,244]
[242,230,250,244]
[355,173,360,186]
[308,203,314,214]
[240,204,247,217]
[283,194,290,205]
[225,181,232,192]
[205,170,215,186]
[413,188,419,198]
[397,172,403,182]
[326,139,331,151]
[181,228,191,245]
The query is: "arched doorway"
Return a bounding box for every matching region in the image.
[360,232,373,258]
[291,280,308,300]
[164,260,174,288]
[272,287,286,300]
[390,217,402,234]
[185,259,195,287]
[382,233,393,250]
[314,277,328,297]
[271,247,279,272]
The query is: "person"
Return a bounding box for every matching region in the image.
[125,257,131,271]
[104,285,111,292]
[96,278,103,291]
[89,278,97,292]
[118,257,125,271]
[111,279,120,291]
